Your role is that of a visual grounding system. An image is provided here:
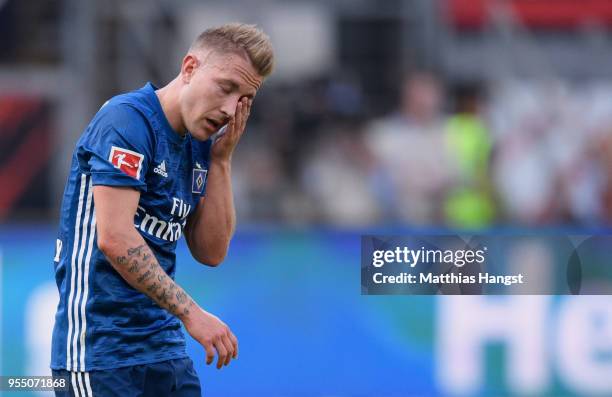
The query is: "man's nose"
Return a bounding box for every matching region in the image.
[220,97,239,119]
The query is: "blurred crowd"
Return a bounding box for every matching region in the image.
[232,72,612,228]
[4,1,612,229]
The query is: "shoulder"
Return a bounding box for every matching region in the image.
[85,99,156,149]
[75,101,156,167]
[95,99,151,132]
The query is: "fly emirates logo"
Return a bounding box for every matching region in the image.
[134,197,192,242]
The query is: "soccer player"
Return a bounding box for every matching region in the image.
[50,23,274,396]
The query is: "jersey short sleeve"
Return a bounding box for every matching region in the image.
[76,103,155,192]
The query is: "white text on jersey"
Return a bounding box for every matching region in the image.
[134,197,192,242]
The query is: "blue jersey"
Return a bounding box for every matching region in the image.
[51,83,211,371]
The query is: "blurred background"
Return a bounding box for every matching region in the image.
[1,0,612,396]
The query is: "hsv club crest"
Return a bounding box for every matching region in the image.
[192,168,208,194]
[109,146,144,179]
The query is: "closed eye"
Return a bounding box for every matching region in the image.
[218,83,232,94]
[216,79,256,99]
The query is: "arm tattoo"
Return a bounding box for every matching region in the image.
[136,270,153,283]
[114,243,196,320]
[146,282,159,293]
[128,260,142,273]
[126,244,145,256]
[176,291,187,304]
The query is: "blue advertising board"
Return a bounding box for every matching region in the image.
[1,225,611,396]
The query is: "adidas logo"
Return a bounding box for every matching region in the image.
[153,160,168,178]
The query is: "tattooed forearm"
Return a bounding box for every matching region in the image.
[136,270,153,283]
[113,243,196,320]
[146,282,159,293]
[128,260,142,274]
[183,300,194,316]
[127,244,145,256]
[176,291,187,304]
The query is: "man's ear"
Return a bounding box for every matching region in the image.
[181,54,199,84]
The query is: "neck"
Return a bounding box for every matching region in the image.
[155,78,187,135]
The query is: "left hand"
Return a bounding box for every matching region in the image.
[211,97,252,161]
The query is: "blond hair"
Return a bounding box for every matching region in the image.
[191,23,274,78]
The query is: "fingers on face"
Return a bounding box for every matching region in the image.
[244,99,252,127]
[237,98,251,131]
[226,98,250,138]
[236,100,244,130]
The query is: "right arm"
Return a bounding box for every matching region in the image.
[93,185,238,369]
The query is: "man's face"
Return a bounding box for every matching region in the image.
[179,50,262,140]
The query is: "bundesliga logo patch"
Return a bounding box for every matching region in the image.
[192,168,207,194]
[109,146,144,179]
